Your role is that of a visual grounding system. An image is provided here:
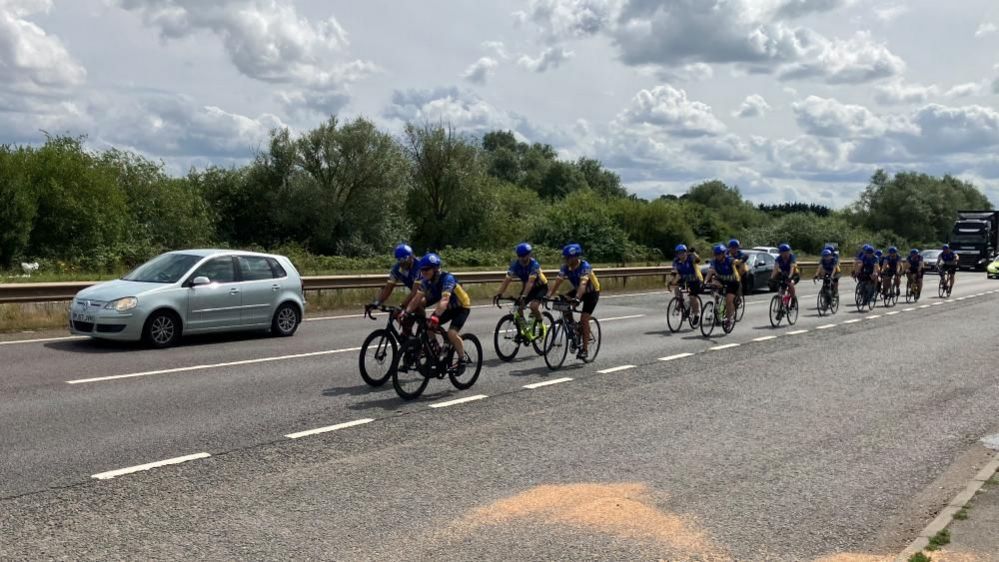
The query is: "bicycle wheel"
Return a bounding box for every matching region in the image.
[854,283,863,308]
[787,297,799,325]
[938,277,946,298]
[449,334,482,390]
[666,297,685,333]
[699,302,716,337]
[492,314,520,362]
[830,289,839,315]
[722,304,735,334]
[817,290,828,317]
[687,295,702,328]
[391,338,430,400]
[359,329,397,387]
[582,317,601,363]
[735,294,746,323]
[769,295,783,327]
[543,320,569,371]
[531,312,556,355]
[905,281,913,304]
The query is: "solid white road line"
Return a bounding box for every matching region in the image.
[919,305,931,309]
[867,315,881,319]
[886,311,900,316]
[285,418,374,439]
[816,324,837,330]
[0,335,86,346]
[92,452,211,480]
[903,308,916,312]
[66,347,363,385]
[710,343,740,351]
[600,314,646,322]
[523,377,573,389]
[842,319,861,324]
[428,394,488,408]
[753,335,778,342]
[659,353,693,362]
[598,365,636,374]
[304,314,364,322]
[932,302,944,306]
[786,330,809,335]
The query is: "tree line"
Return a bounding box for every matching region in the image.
[0,116,992,273]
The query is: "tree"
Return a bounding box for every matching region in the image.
[0,147,36,268]
[576,157,627,198]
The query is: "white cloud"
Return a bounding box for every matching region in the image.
[975,22,997,38]
[792,96,887,138]
[993,78,999,94]
[0,0,86,91]
[733,94,772,118]
[874,80,939,105]
[524,0,617,41]
[686,134,752,161]
[517,46,574,72]
[900,104,999,155]
[944,81,986,98]
[873,4,908,22]
[618,85,726,137]
[481,41,509,60]
[462,57,499,84]
[779,31,905,84]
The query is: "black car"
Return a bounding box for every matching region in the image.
[699,250,776,293]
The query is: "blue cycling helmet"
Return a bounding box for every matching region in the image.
[888,246,898,254]
[863,244,874,253]
[824,244,835,252]
[394,244,413,260]
[713,244,726,255]
[910,248,919,255]
[821,249,832,257]
[728,239,740,248]
[778,243,791,252]
[417,253,441,270]
[515,242,533,257]
[875,250,883,258]
[942,244,950,250]
[563,243,582,258]
[675,244,688,253]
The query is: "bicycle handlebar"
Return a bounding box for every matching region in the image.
[363,304,401,320]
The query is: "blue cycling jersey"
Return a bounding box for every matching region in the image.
[940,250,958,264]
[559,260,601,292]
[710,255,739,280]
[389,261,420,290]
[673,255,700,279]
[421,272,471,309]
[507,258,548,285]
[882,254,900,271]
[775,254,797,274]
[819,256,839,273]
[859,254,878,272]
[907,255,923,270]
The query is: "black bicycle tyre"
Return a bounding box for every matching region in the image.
[817,290,828,317]
[583,317,601,363]
[735,294,746,323]
[391,338,430,400]
[531,312,556,355]
[492,314,520,362]
[787,297,799,325]
[359,329,397,387]
[543,320,569,371]
[700,302,716,337]
[769,295,783,327]
[449,334,482,390]
[666,297,684,333]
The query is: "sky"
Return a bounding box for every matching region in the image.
[3,0,999,207]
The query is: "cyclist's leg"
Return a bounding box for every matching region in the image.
[579,292,599,353]
[527,283,547,322]
[725,283,737,321]
[688,280,702,315]
[439,308,468,358]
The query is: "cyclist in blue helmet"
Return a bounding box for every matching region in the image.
[547,243,601,360]
[726,239,751,303]
[770,243,799,301]
[669,243,703,325]
[704,244,742,329]
[813,248,841,297]
[853,244,874,279]
[881,247,902,298]
[371,244,423,320]
[856,244,880,294]
[937,244,960,294]
[401,252,472,365]
[494,242,549,330]
[903,248,925,300]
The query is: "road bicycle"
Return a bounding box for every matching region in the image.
[541,296,601,371]
[492,297,555,361]
[880,272,899,308]
[904,272,921,303]
[359,304,409,387]
[665,284,701,333]
[855,275,878,312]
[699,283,738,337]
[769,277,799,327]
[938,270,954,298]
[391,314,482,400]
[815,274,839,316]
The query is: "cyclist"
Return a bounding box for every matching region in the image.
[493,242,548,329]
[668,244,702,326]
[771,243,799,301]
[727,239,752,303]
[903,248,924,299]
[937,244,960,293]
[881,247,902,297]
[857,245,881,300]
[400,253,471,368]
[813,248,840,296]
[703,244,741,330]
[546,243,600,360]
[370,244,423,336]
[852,244,874,279]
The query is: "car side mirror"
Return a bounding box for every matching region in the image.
[191,276,211,287]
[756,262,766,268]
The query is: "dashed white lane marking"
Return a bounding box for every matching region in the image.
[753,335,778,342]
[601,314,646,322]
[285,418,374,439]
[932,302,944,306]
[659,353,693,362]
[786,330,809,335]
[867,315,881,319]
[523,377,573,389]
[0,335,87,346]
[903,307,916,312]
[92,452,211,480]
[305,313,363,322]
[598,365,636,374]
[710,343,740,351]
[816,324,837,330]
[842,319,861,324]
[919,304,931,309]
[428,394,488,408]
[886,311,900,316]
[66,347,363,385]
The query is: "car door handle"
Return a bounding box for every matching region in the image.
[271,284,280,292]
[229,288,240,295]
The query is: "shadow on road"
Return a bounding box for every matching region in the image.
[44,331,273,354]
[322,382,396,398]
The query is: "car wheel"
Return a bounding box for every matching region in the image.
[271,303,301,337]
[143,311,181,349]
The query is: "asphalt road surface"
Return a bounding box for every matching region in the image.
[2,274,998,560]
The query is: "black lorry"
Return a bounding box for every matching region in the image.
[949,210,999,270]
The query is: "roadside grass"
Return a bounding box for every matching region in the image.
[924,528,950,551]
[908,553,931,562]
[953,506,970,520]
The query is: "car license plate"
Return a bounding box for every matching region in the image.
[72,308,95,324]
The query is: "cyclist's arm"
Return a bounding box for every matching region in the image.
[575,277,589,300]
[404,287,425,314]
[401,286,419,309]
[522,275,537,297]
[496,277,512,297]
[547,277,564,298]
[374,281,396,306]
[433,292,450,317]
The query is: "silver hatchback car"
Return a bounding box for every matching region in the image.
[69,250,306,347]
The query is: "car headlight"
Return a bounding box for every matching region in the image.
[106,297,138,312]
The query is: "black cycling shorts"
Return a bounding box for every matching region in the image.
[721,280,741,296]
[942,264,957,274]
[680,278,702,296]
[523,283,548,303]
[437,307,469,331]
[907,270,924,280]
[565,291,600,315]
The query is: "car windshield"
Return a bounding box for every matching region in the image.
[122,253,201,284]
[922,250,941,259]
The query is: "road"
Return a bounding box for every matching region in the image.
[2,274,998,560]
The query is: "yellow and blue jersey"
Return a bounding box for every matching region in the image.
[388,261,420,290]
[906,254,923,270]
[673,255,703,281]
[775,254,797,275]
[940,250,958,264]
[882,254,901,272]
[819,255,840,274]
[507,258,548,286]
[710,256,741,281]
[559,260,601,292]
[421,271,471,309]
[859,254,878,273]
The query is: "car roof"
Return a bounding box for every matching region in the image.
[166,249,282,259]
